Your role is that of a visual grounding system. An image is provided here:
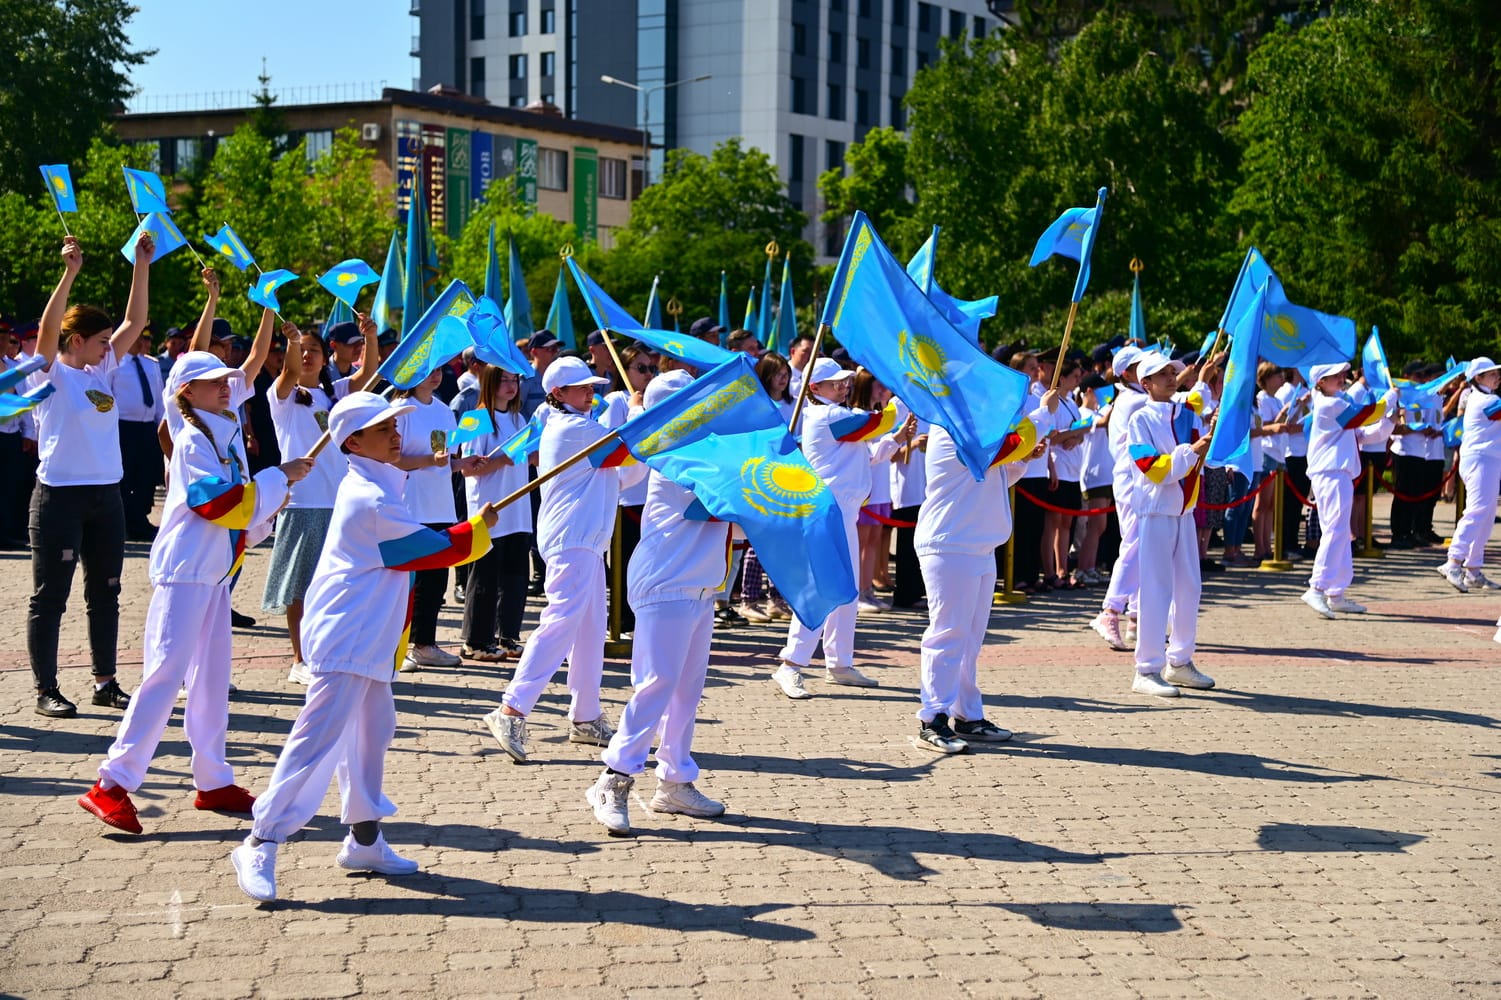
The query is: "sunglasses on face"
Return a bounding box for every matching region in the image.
[631,364,659,375]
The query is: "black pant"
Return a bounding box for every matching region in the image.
[608,505,641,633]
[408,521,452,646]
[0,433,28,544]
[1390,454,1426,541]
[1008,477,1048,586]
[28,483,125,690]
[451,472,470,592]
[462,532,531,647]
[891,503,925,606]
[1282,455,1310,553]
[528,473,546,583]
[118,420,162,534]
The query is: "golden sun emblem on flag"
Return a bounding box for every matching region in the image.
[1263,311,1304,354]
[897,330,951,398]
[51,176,65,192]
[84,389,115,413]
[337,272,358,286]
[741,455,824,518]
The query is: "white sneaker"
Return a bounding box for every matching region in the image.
[397,655,422,673]
[1493,628,1501,647]
[1438,562,1470,592]
[1162,662,1216,689]
[287,661,313,685]
[408,644,461,667]
[1089,611,1129,651]
[1301,588,1338,619]
[1132,672,1181,697]
[771,665,813,700]
[585,770,634,834]
[1122,616,1138,644]
[736,602,772,623]
[767,597,794,620]
[568,716,616,747]
[483,708,528,763]
[231,838,278,902]
[1464,570,1501,591]
[825,664,878,687]
[650,780,726,817]
[856,592,888,615]
[336,831,419,875]
[1326,594,1368,614]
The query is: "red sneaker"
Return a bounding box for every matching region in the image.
[194,784,256,814]
[78,781,143,834]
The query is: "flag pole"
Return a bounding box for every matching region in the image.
[51,200,72,237]
[789,322,828,435]
[1047,300,1081,393]
[482,430,623,514]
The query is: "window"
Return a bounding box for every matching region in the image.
[541,92,554,104]
[470,0,484,39]
[856,37,870,68]
[793,22,806,55]
[789,134,805,182]
[829,30,843,62]
[600,157,628,199]
[470,56,486,93]
[892,0,906,26]
[859,0,872,15]
[826,139,845,172]
[541,51,556,77]
[890,44,905,75]
[827,82,844,120]
[173,137,201,172]
[791,75,807,114]
[917,2,934,33]
[973,15,986,38]
[510,95,528,107]
[831,0,843,8]
[302,130,333,162]
[538,147,568,190]
[509,11,526,36]
[916,49,929,70]
[889,93,905,128]
[541,8,556,32]
[949,10,964,39]
[855,88,870,124]
[509,54,527,79]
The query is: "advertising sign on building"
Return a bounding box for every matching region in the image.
[514,137,538,205]
[421,124,446,229]
[446,126,472,239]
[395,120,422,214]
[573,146,598,243]
[471,132,494,204]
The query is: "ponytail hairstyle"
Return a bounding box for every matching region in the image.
[174,390,220,463]
[294,336,336,406]
[60,305,112,355]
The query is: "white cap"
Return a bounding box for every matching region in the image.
[541,355,609,394]
[1136,353,1185,380]
[327,391,416,448]
[1111,345,1143,377]
[1309,361,1351,385]
[164,351,236,398]
[643,369,694,409]
[1466,357,1498,381]
[808,357,856,384]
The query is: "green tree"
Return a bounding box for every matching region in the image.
[0,0,150,195]
[817,126,917,248]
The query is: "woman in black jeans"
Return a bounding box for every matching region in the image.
[28,234,153,717]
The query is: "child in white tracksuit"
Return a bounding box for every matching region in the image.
[1092,347,1151,650]
[773,358,910,698]
[231,392,493,903]
[482,356,635,763]
[1301,362,1396,618]
[1441,358,1501,593]
[913,391,1057,754]
[78,353,306,834]
[585,370,733,834]
[1123,354,1215,698]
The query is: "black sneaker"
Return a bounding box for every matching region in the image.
[917,713,968,754]
[230,610,257,628]
[719,605,748,627]
[91,679,131,710]
[953,717,1012,743]
[527,578,544,597]
[36,688,77,718]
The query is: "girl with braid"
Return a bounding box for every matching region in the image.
[78,353,310,834]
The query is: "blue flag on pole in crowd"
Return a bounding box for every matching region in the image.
[1219,249,1354,367]
[1029,187,1108,303]
[1130,271,1148,345]
[905,226,996,347]
[1362,327,1393,396]
[492,410,544,461]
[325,297,355,336]
[503,235,534,342]
[545,266,576,350]
[743,285,757,335]
[247,269,298,312]
[448,408,496,451]
[592,354,856,628]
[120,212,188,264]
[718,271,731,346]
[565,259,734,370]
[403,172,439,329]
[0,354,45,393]
[757,255,774,342]
[202,224,255,271]
[378,280,478,389]
[642,275,663,330]
[317,259,380,310]
[39,165,77,212]
[1206,282,1268,470]
[823,212,1032,482]
[122,167,170,214]
[462,296,536,377]
[484,224,503,303]
[1218,247,1273,334]
[371,234,404,335]
[769,254,795,354]
[1417,361,1466,395]
[0,383,55,420]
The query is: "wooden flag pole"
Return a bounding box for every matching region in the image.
[1047,300,1081,393]
[483,430,623,515]
[789,322,829,435]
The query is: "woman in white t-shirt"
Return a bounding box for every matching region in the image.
[1042,359,1087,589]
[1073,375,1114,586]
[28,235,153,719]
[458,365,533,660]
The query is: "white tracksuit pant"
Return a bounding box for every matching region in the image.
[1133,514,1200,675]
[1103,500,1140,616]
[601,597,713,782]
[1308,473,1354,596]
[916,552,994,723]
[778,498,859,669]
[1449,453,1501,568]
[249,672,398,843]
[502,547,604,721]
[99,583,234,793]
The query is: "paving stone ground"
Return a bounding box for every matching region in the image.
[1,495,1498,998]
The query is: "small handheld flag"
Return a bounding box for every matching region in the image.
[119,213,188,264]
[0,354,45,393]
[248,269,299,312]
[464,296,537,377]
[122,167,171,215]
[905,226,997,347]
[448,408,496,450]
[202,224,256,272]
[493,410,544,460]
[318,259,381,309]
[0,383,56,420]
[564,258,734,370]
[39,165,76,231]
[379,280,479,389]
[1029,187,1108,303]
[1361,327,1393,396]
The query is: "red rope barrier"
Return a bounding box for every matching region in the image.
[1014,488,1114,517]
[1197,472,1279,511]
[860,508,919,528]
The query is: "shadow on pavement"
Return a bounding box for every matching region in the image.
[1255,822,1425,852]
[992,901,1182,932]
[692,750,937,783]
[1206,687,1499,729]
[1002,738,1381,783]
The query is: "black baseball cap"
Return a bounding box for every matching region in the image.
[688,317,723,340]
[529,330,560,351]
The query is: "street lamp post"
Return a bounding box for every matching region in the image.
[600,73,712,189]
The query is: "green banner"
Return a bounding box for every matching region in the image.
[514,137,538,205]
[446,127,472,239]
[573,146,598,243]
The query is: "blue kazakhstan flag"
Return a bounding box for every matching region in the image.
[248,269,298,312]
[504,234,535,341]
[822,212,1032,482]
[565,258,735,369]
[495,410,545,461]
[1206,281,1266,470]
[906,226,996,347]
[122,167,171,214]
[377,280,478,389]
[595,355,856,628]
[1029,187,1107,302]
[39,165,77,212]
[203,224,255,271]
[718,271,731,346]
[463,296,536,377]
[317,259,380,309]
[119,212,188,264]
[544,266,576,350]
[770,253,796,353]
[643,275,664,330]
[1221,248,1354,366]
[371,233,404,334]
[0,383,56,420]
[403,173,440,327]
[448,408,495,451]
[1361,326,1393,396]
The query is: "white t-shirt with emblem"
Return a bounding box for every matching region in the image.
[27,352,123,487]
[396,396,459,524]
[269,385,346,508]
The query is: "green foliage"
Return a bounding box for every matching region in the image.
[0,0,149,196]
[817,127,916,245]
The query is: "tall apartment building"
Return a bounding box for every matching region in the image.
[415,0,1005,257]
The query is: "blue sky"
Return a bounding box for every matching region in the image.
[125,2,417,112]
